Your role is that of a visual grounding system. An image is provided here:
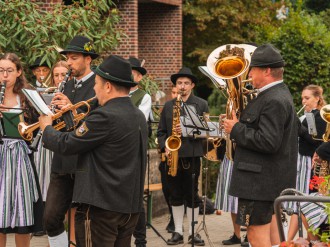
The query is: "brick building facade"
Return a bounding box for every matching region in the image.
[42,0,182,98]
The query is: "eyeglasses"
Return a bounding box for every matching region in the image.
[0,68,16,75]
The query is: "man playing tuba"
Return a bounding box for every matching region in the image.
[223,44,298,247]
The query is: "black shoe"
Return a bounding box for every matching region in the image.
[166,219,175,233]
[167,232,183,245]
[241,235,249,247]
[188,233,205,246]
[222,233,241,245]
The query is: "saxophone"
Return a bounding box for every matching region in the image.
[165,93,182,176]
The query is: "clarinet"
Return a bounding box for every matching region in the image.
[29,69,72,151]
[0,82,6,144]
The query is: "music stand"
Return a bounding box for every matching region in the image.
[180,102,210,247]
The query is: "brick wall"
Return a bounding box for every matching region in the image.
[39,0,62,11]
[138,2,182,93]
[115,0,139,58]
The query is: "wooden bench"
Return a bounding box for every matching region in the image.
[144,183,162,225]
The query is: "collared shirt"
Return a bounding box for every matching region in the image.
[258,80,283,94]
[74,71,94,88]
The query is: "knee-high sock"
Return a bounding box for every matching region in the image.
[48,231,68,247]
[172,205,184,235]
[187,207,199,235]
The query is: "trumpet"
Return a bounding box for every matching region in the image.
[18,97,96,141]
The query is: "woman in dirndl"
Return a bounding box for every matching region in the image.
[215,155,248,245]
[0,53,43,247]
[286,84,327,241]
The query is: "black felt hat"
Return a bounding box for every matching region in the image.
[29,57,50,70]
[60,35,99,59]
[94,55,137,87]
[128,57,147,76]
[250,44,285,68]
[170,67,198,85]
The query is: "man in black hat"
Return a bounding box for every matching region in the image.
[39,55,148,247]
[128,56,152,120]
[43,35,98,247]
[127,56,150,247]
[157,67,208,246]
[29,57,51,88]
[223,44,298,247]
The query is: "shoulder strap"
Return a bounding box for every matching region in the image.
[131,89,146,107]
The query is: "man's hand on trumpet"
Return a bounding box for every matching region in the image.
[223,110,239,134]
[51,92,72,110]
[39,114,53,132]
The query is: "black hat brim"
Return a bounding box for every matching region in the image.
[60,49,99,60]
[94,67,137,88]
[250,61,285,68]
[171,73,198,85]
[132,66,147,76]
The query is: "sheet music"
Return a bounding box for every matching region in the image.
[305,112,317,136]
[181,116,224,138]
[22,89,52,115]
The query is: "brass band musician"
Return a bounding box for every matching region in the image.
[43,35,98,247]
[157,67,208,246]
[223,44,298,247]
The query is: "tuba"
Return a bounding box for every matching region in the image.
[165,93,182,176]
[311,104,330,193]
[206,44,256,160]
[320,104,330,142]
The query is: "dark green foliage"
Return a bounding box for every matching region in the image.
[0,0,122,73]
[257,5,330,107]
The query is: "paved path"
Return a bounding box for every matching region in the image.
[7,212,246,247]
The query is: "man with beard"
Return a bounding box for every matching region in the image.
[43,35,98,247]
[157,67,208,246]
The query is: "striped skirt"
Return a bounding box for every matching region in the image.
[0,139,39,228]
[300,193,328,230]
[214,156,238,213]
[283,153,312,211]
[34,141,53,201]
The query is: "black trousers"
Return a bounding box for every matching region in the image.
[159,161,173,217]
[75,204,140,247]
[167,157,201,208]
[133,209,147,246]
[43,173,74,237]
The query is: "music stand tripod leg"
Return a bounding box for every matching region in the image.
[195,163,215,247]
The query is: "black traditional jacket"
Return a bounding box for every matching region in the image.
[42,97,148,213]
[229,83,298,201]
[51,75,96,174]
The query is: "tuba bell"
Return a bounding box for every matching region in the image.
[206,44,256,160]
[320,104,330,142]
